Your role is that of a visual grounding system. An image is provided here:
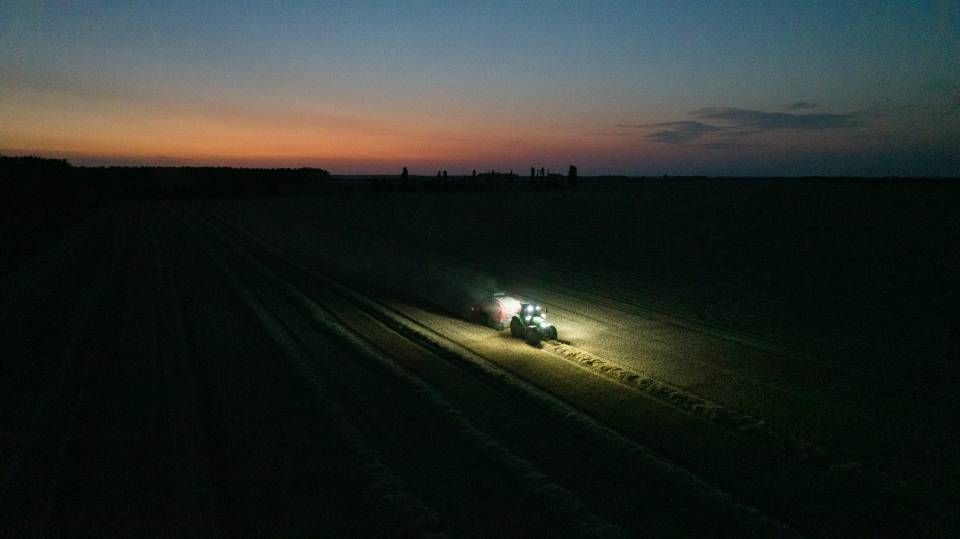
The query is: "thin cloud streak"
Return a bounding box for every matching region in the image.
[646,122,724,144]
[691,108,860,130]
[786,101,819,110]
[616,106,865,148]
[616,121,724,144]
[698,141,759,151]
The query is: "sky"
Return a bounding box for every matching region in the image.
[1,1,958,176]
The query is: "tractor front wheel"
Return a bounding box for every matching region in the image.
[525,326,542,345]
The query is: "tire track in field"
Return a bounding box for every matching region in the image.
[188,220,449,537]
[0,208,129,533]
[41,205,207,534]
[198,205,798,537]
[243,211,884,422]
[0,206,108,298]
[146,205,220,534]
[169,205,423,537]
[192,208,629,538]
[260,202,827,365]
[290,205,954,406]
[262,207,956,495]
[264,206,866,402]
[214,202,952,535]
[208,206,928,536]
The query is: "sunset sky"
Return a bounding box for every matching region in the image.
[2,1,958,176]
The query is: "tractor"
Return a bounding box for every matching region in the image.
[510,303,558,344]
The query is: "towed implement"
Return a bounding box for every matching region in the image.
[469,292,522,331]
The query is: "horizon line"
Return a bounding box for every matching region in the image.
[2,151,957,180]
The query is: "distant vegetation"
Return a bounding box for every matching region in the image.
[1,155,78,205]
[372,166,579,192]
[3,155,953,208]
[1,155,330,206]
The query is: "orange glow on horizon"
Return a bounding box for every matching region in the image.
[0,75,654,172]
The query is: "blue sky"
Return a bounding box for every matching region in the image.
[2,1,958,175]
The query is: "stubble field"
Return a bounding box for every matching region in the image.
[3,178,958,536]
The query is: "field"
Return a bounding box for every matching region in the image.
[3,177,959,536]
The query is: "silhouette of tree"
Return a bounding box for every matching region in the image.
[401,166,408,180]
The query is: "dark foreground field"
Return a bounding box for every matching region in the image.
[3,176,959,536]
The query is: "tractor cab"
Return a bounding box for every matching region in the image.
[520,303,543,322]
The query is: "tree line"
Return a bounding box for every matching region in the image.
[0,155,331,206]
